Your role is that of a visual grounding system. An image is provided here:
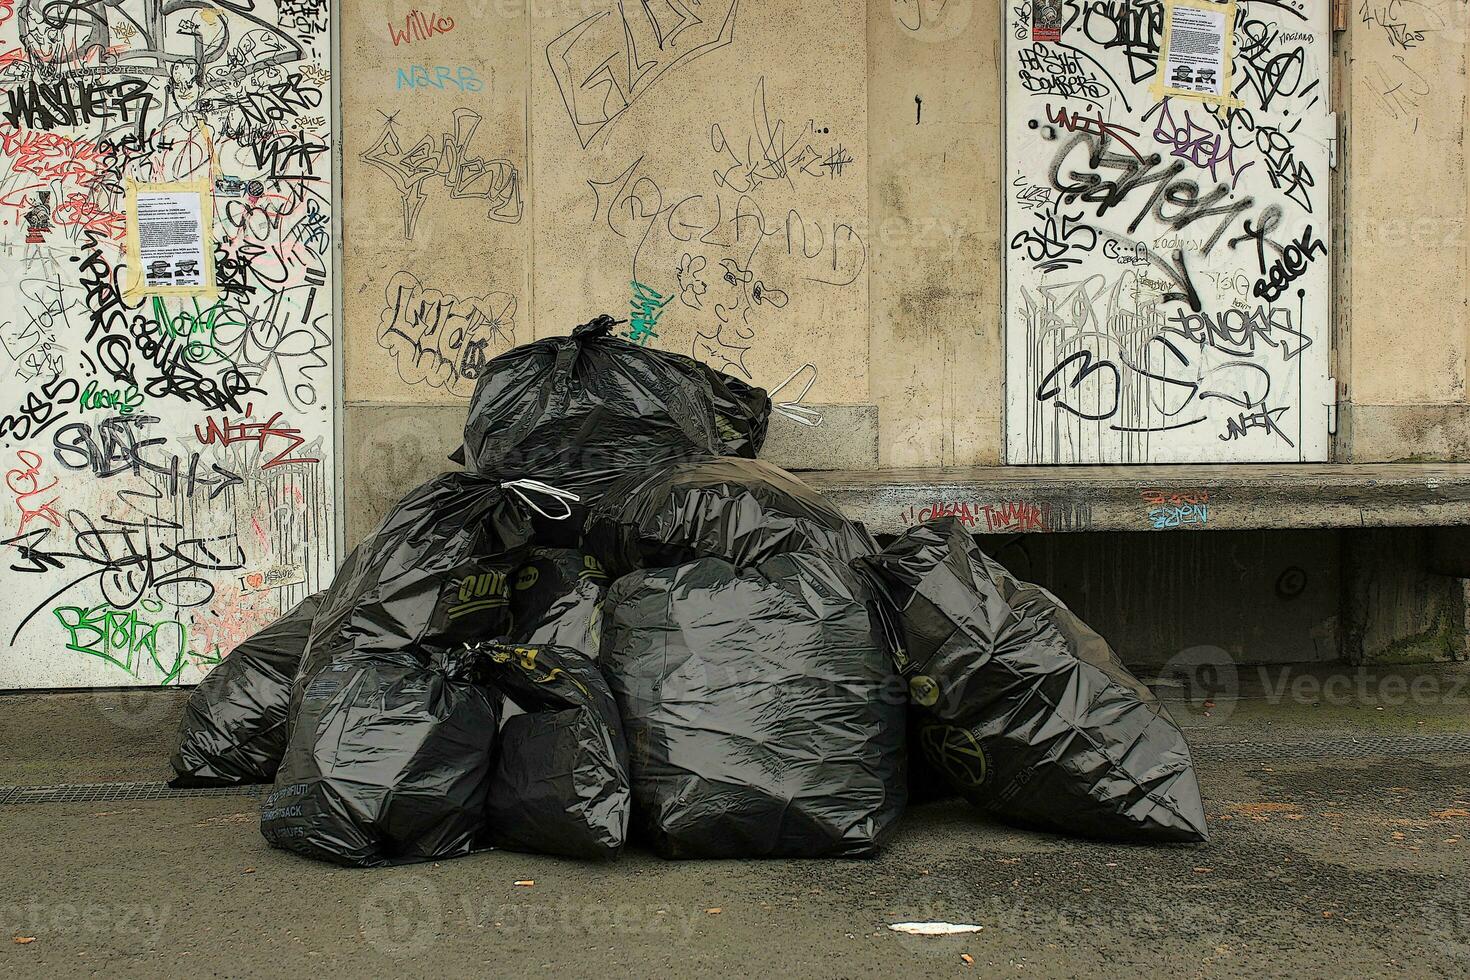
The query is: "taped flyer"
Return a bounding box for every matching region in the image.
[1152,0,1242,106]
[124,179,218,299]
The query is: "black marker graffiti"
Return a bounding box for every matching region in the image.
[360,108,522,240]
[1247,223,1325,303]
[547,0,739,148]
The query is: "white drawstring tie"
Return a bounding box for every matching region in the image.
[501,479,581,520]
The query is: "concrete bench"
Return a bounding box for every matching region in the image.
[798,463,1470,666]
[802,464,1470,536]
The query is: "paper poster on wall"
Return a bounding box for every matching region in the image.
[1032,1,1063,42]
[1154,0,1238,104]
[124,180,218,298]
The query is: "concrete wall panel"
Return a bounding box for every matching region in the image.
[1346,4,1470,438]
[343,2,531,406]
[867,2,1002,467]
[337,2,1470,486]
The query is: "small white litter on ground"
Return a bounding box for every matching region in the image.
[887,922,984,936]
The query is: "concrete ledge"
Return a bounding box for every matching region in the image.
[802,464,1470,535]
[345,401,884,544]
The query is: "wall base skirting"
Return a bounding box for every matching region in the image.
[1341,403,1470,463]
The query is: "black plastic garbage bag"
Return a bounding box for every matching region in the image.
[169,593,324,787]
[262,648,499,867]
[457,315,770,509]
[294,472,536,708]
[583,457,878,578]
[602,552,907,859]
[508,548,608,662]
[862,518,1209,844]
[469,641,630,860]
[903,709,958,805]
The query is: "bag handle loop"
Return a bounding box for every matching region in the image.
[501,479,581,520]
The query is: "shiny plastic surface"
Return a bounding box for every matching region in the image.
[508,548,608,662]
[458,316,770,508]
[169,594,324,787]
[262,647,499,867]
[863,518,1209,844]
[583,457,878,577]
[292,472,535,719]
[602,552,907,859]
[470,641,631,860]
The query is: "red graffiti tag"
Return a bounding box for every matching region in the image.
[980,502,1048,533]
[900,500,1051,533]
[52,193,127,241]
[195,404,320,471]
[5,449,62,532]
[0,126,106,187]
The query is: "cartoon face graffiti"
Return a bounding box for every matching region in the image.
[695,257,789,377]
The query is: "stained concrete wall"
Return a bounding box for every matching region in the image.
[984,529,1342,667]
[341,2,1470,541]
[1340,4,1470,460]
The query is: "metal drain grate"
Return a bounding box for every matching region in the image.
[1195,732,1470,762]
[0,781,265,805]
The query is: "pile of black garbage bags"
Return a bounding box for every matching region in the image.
[170,315,1209,867]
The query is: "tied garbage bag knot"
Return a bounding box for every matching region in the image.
[457,315,770,518]
[572,314,625,337]
[288,472,535,726]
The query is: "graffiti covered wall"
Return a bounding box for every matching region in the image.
[0,1,337,688]
[337,2,1470,509]
[344,1,867,415]
[1004,0,1336,464]
[528,0,870,404]
[341,1,885,542]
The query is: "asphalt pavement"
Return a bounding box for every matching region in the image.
[1,669,1467,979]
